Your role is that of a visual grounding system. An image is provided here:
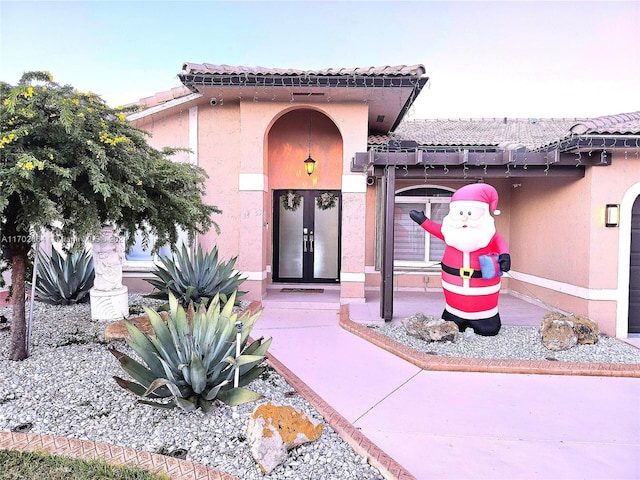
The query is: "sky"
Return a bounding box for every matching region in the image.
[1,0,639,119]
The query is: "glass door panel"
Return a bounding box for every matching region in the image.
[313,196,339,278]
[278,195,304,278]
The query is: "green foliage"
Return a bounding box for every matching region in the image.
[0,70,220,261]
[110,293,271,411]
[32,245,94,305]
[144,244,247,308]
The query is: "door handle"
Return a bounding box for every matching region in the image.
[309,231,314,253]
[303,227,308,252]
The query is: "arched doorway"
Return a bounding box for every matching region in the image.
[628,196,640,333]
[267,108,343,284]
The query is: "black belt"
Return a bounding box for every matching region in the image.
[441,262,483,279]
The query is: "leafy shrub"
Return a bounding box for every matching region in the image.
[144,244,247,308]
[110,292,271,411]
[32,246,94,305]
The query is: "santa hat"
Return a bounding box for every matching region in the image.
[451,183,501,215]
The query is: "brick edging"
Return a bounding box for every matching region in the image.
[339,305,640,378]
[264,346,417,480]
[0,431,240,480]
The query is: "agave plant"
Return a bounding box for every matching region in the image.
[144,244,247,308]
[32,245,95,305]
[109,292,271,411]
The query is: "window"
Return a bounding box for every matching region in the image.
[393,187,453,268]
[124,228,190,264]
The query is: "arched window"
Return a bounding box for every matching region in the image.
[393,186,453,268]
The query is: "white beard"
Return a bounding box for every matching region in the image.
[441,214,496,252]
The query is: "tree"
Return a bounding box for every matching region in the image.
[0,72,220,360]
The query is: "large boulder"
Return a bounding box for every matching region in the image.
[540,314,577,351]
[247,403,323,474]
[402,313,459,342]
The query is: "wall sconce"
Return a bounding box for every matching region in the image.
[605,204,620,227]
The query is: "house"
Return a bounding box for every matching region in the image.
[124,63,640,340]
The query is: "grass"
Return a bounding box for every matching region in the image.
[0,449,170,480]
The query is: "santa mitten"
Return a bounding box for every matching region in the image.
[409,210,427,225]
[498,253,511,272]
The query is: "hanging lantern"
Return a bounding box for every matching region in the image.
[304,154,316,175]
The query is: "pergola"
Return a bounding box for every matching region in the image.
[351,139,613,320]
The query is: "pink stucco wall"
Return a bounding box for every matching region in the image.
[506,150,640,335]
[129,92,639,336]
[129,95,369,302]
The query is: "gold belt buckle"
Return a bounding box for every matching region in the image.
[459,267,474,278]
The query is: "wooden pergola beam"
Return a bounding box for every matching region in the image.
[368,164,585,179]
[353,150,607,171]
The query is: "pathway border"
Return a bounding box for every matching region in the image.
[0,430,240,480]
[340,305,640,378]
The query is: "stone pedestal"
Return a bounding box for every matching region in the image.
[90,286,129,321]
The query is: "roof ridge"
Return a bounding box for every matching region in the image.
[181,63,427,77]
[570,111,640,134]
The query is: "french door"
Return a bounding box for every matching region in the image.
[629,196,640,333]
[272,189,341,283]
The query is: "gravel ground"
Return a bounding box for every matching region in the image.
[0,296,384,480]
[367,320,640,364]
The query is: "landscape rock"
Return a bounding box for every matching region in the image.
[402,313,459,342]
[247,403,323,474]
[540,314,578,351]
[104,311,169,341]
[570,315,599,344]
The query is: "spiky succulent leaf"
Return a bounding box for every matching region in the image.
[217,387,263,406]
[113,376,150,397]
[189,351,207,394]
[32,245,95,305]
[123,320,166,376]
[144,244,247,308]
[111,292,270,410]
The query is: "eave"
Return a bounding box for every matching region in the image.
[178,63,429,134]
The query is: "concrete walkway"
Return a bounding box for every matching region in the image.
[253,289,640,480]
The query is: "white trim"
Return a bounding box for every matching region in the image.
[239,174,267,191]
[341,272,366,282]
[506,270,618,301]
[342,174,367,193]
[126,93,202,121]
[189,106,198,164]
[243,270,267,281]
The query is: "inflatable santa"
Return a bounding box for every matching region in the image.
[409,183,511,336]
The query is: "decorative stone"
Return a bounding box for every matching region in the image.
[247,403,323,474]
[91,225,129,320]
[540,314,577,351]
[402,313,459,342]
[90,286,129,321]
[571,315,599,344]
[92,225,125,291]
[105,311,170,341]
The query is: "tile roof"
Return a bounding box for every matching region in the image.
[181,63,427,77]
[569,111,640,135]
[131,85,194,109]
[370,112,640,151]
